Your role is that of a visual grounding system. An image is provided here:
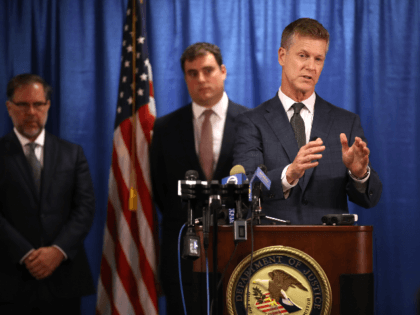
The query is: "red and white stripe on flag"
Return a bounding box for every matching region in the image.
[255,293,289,315]
[96,0,159,314]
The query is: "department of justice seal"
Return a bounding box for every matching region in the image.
[226,246,331,315]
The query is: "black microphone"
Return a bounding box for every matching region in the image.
[181,170,201,260]
[227,165,248,243]
[184,170,199,228]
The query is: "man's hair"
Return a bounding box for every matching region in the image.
[7,73,52,101]
[281,18,330,51]
[180,42,223,73]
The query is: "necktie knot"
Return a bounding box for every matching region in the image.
[27,142,37,151]
[292,102,305,114]
[202,109,213,119]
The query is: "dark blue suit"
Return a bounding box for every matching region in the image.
[0,131,95,306]
[233,94,382,225]
[150,100,248,313]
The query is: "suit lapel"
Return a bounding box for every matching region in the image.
[214,100,235,179]
[178,105,204,179]
[41,132,57,202]
[301,95,333,192]
[264,96,299,163]
[5,132,40,201]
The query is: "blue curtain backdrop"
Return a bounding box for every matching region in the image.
[1,0,419,314]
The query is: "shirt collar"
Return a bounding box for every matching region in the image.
[278,88,316,114]
[14,128,46,148]
[192,91,228,120]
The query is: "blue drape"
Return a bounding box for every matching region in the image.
[1,1,419,314]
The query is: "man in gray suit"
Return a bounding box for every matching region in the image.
[233,18,382,225]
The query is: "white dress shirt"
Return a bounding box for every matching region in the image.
[192,91,229,172]
[14,127,45,167]
[277,88,369,197]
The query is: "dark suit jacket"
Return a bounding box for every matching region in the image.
[0,131,95,303]
[233,94,382,225]
[150,100,248,289]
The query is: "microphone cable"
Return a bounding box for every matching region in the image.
[178,223,188,315]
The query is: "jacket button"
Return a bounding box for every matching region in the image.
[302,199,308,205]
[369,190,373,196]
[268,194,275,198]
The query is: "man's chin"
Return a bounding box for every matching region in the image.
[20,128,42,140]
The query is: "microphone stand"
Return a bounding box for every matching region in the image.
[202,180,222,314]
[249,184,291,225]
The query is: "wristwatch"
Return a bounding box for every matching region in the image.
[348,166,371,181]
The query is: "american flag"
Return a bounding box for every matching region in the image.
[96,0,159,314]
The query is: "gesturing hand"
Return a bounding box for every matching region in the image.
[340,133,370,178]
[24,246,64,280]
[286,138,325,184]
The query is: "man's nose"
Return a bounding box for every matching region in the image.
[27,105,37,115]
[306,58,316,71]
[197,71,206,82]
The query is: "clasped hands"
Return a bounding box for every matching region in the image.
[24,246,64,280]
[286,133,370,184]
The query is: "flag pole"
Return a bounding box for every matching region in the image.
[129,0,138,211]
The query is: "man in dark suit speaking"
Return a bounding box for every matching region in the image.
[150,42,248,313]
[233,18,382,225]
[0,74,95,314]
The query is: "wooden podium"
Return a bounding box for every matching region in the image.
[193,225,373,315]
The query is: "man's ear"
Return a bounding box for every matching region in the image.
[221,64,227,80]
[278,47,286,66]
[5,101,12,115]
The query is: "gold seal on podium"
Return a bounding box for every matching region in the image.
[226,246,332,315]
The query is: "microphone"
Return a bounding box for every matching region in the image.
[253,164,267,202]
[185,170,199,228]
[248,166,291,225]
[221,164,248,184]
[224,165,249,243]
[180,170,201,260]
[248,165,271,201]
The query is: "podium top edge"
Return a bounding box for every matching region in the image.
[196,225,373,232]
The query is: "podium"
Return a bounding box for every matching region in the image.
[193,225,373,315]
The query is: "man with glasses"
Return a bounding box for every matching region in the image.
[0,74,95,314]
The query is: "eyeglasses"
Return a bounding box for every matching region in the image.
[9,101,49,111]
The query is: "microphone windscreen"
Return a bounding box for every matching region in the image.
[230,164,246,176]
